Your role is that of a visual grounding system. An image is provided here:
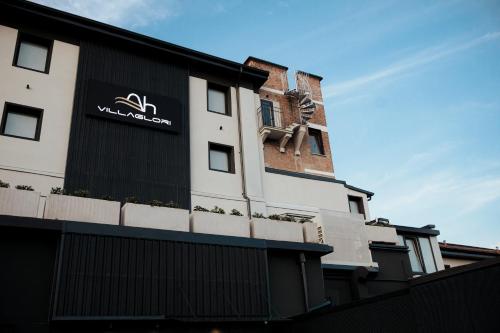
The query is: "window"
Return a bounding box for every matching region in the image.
[348,195,365,217]
[209,143,234,173]
[260,99,275,127]
[1,103,43,141]
[207,83,229,115]
[398,235,438,275]
[419,237,437,273]
[308,128,324,155]
[406,238,424,274]
[13,33,52,73]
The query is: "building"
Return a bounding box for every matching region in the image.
[440,241,500,268]
[0,1,457,332]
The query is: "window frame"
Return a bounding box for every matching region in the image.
[12,32,53,74]
[208,142,235,174]
[308,128,325,155]
[207,83,231,116]
[348,195,365,218]
[398,235,438,275]
[0,102,44,141]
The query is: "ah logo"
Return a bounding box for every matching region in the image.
[115,93,157,115]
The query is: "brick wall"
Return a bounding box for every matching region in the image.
[245,57,335,176]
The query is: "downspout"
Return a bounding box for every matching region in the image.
[236,66,252,217]
[299,252,310,312]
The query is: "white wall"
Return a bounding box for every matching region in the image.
[442,257,477,268]
[320,209,376,267]
[189,76,247,214]
[0,25,79,202]
[262,171,371,221]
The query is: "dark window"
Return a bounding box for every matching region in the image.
[348,195,365,217]
[308,128,324,155]
[13,33,52,73]
[209,142,234,173]
[1,103,43,141]
[260,99,275,126]
[207,83,230,115]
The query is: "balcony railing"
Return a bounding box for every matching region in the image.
[257,105,284,130]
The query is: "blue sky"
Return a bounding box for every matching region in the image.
[35,0,500,248]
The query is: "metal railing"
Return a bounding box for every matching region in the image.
[257,105,284,129]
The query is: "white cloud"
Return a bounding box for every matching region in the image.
[324,31,500,99]
[31,0,180,28]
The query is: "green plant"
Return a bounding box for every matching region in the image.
[252,212,265,219]
[72,189,90,197]
[230,209,243,216]
[0,180,10,188]
[125,196,141,204]
[210,206,225,214]
[15,185,34,191]
[100,195,114,201]
[148,199,164,207]
[164,201,179,208]
[50,187,65,195]
[268,214,296,222]
[193,205,209,212]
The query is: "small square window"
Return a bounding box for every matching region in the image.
[1,103,43,141]
[209,143,234,173]
[207,83,230,115]
[308,128,324,155]
[13,33,52,73]
[348,195,365,218]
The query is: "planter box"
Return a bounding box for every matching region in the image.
[44,194,120,225]
[303,222,321,243]
[0,187,40,218]
[121,203,189,231]
[251,218,304,243]
[190,211,250,237]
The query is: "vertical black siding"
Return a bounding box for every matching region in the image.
[53,233,270,321]
[64,42,190,208]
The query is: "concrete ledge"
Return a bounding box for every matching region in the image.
[121,203,189,231]
[251,218,304,243]
[44,195,120,225]
[303,222,320,243]
[0,188,40,218]
[190,211,250,237]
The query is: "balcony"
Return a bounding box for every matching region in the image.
[257,105,306,155]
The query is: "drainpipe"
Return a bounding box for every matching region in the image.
[299,252,310,312]
[236,66,251,217]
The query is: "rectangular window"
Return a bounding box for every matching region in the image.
[1,103,43,141]
[260,99,275,127]
[399,235,437,274]
[207,83,229,115]
[308,128,324,155]
[209,143,234,173]
[419,237,437,273]
[348,195,365,218]
[406,238,424,274]
[13,33,52,73]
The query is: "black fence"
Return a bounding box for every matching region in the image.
[287,257,500,333]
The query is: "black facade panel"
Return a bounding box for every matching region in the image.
[64,42,190,208]
[53,232,269,321]
[267,252,306,318]
[0,226,59,333]
[367,245,412,295]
